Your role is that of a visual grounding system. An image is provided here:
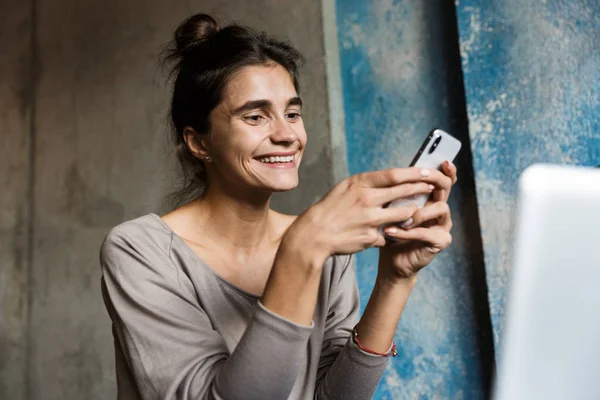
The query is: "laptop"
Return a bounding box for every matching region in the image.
[493,163,600,400]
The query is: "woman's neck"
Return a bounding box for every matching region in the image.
[189,183,276,251]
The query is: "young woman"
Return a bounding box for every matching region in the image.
[100,13,457,400]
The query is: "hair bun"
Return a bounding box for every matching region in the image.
[174,14,219,51]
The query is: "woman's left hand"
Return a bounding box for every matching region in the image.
[378,161,458,283]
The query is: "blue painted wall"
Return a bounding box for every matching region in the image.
[334,0,599,396]
[335,1,491,398]
[456,0,600,347]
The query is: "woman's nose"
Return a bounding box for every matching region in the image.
[270,118,297,144]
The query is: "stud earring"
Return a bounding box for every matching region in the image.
[204,156,211,161]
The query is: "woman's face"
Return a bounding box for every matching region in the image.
[205,63,307,194]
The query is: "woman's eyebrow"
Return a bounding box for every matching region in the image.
[232,99,272,115]
[288,96,303,107]
[232,97,302,115]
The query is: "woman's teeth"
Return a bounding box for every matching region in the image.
[258,155,294,163]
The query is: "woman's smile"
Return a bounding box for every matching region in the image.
[254,151,298,168]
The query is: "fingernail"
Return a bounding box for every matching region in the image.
[428,184,435,191]
[421,169,431,177]
[400,218,413,229]
[385,226,399,234]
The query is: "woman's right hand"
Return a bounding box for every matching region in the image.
[285,167,451,260]
[265,167,449,325]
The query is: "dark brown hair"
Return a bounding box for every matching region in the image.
[162,13,304,208]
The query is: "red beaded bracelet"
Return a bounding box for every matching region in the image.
[352,326,397,357]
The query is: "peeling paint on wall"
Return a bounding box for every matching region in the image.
[456,0,600,347]
[336,1,488,398]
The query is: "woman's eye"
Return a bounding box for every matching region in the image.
[286,113,301,122]
[245,115,265,124]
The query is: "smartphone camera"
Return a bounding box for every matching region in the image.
[428,134,442,154]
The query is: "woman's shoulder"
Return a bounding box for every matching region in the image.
[100,213,174,261]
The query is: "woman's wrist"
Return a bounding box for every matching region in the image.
[278,231,328,275]
[355,278,414,354]
[375,268,419,289]
[282,208,332,267]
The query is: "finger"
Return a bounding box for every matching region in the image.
[442,161,458,185]
[364,168,451,204]
[430,166,454,202]
[432,161,457,202]
[354,167,435,188]
[374,203,419,226]
[383,226,453,252]
[362,228,387,249]
[372,182,434,206]
[422,168,453,192]
[360,167,452,193]
[400,202,451,230]
[373,234,387,248]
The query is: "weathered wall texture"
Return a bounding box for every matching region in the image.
[335,0,494,398]
[456,0,600,347]
[0,0,334,398]
[0,1,32,398]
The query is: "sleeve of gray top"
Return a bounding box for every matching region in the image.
[314,255,390,400]
[100,227,313,400]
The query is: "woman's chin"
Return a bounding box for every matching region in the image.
[268,180,299,193]
[258,177,299,193]
[251,170,299,193]
[269,186,297,193]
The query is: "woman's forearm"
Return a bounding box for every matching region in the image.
[261,231,329,326]
[354,272,418,353]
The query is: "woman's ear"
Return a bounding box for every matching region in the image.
[183,127,211,161]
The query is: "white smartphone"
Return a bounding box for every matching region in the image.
[386,128,462,211]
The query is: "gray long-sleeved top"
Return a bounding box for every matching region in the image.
[100,214,389,400]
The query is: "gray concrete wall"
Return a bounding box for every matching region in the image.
[0,1,33,398]
[0,1,335,398]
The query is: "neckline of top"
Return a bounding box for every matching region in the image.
[148,213,261,301]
